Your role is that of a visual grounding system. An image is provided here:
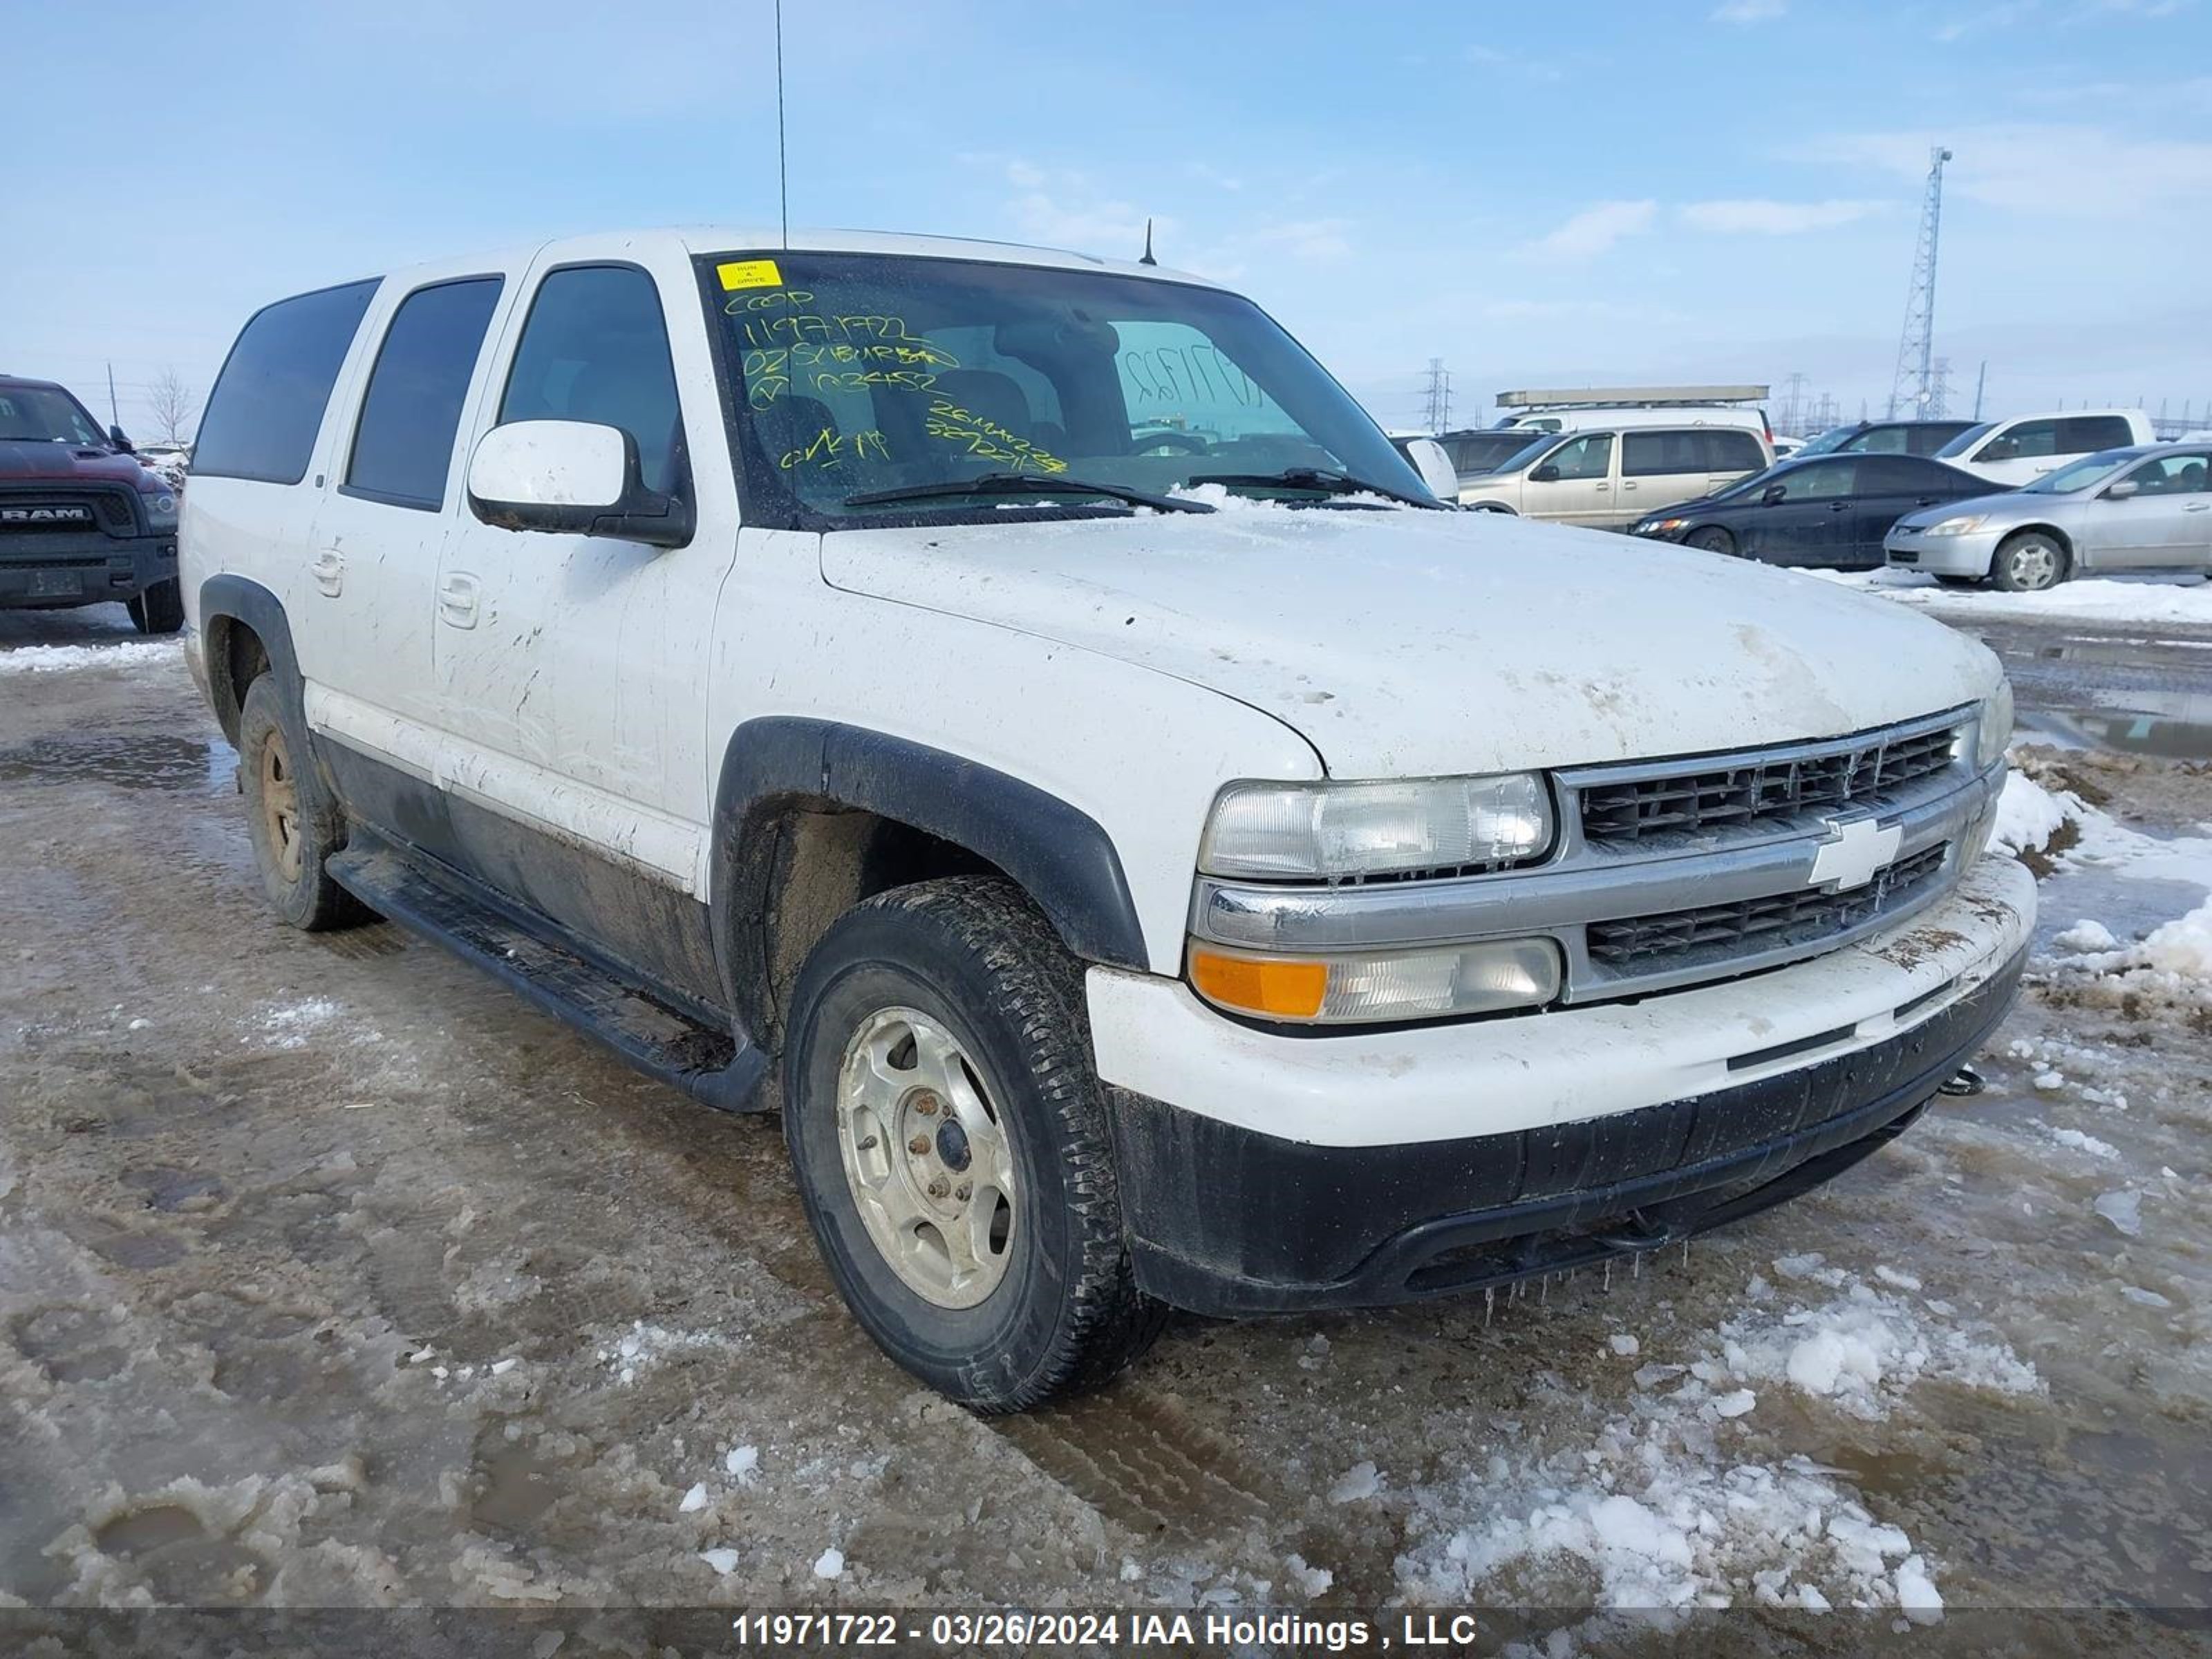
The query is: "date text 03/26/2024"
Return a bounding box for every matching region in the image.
[728,1610,1486,1651]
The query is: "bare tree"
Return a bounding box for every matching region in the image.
[146,367,199,448]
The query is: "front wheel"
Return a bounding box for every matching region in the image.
[127,578,184,635]
[782,878,1165,1412]
[1685,526,1736,556]
[1990,531,2068,593]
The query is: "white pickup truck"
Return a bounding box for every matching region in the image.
[180,228,2031,1411]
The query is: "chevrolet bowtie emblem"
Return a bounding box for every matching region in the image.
[1809,814,1902,891]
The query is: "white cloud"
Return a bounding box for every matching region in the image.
[1711,0,1787,20]
[1678,198,1888,234]
[1517,200,1658,261]
[1809,123,2212,216]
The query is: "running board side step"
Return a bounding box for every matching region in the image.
[326,832,769,1114]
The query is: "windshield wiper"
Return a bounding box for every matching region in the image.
[1194,467,1437,509]
[843,473,1213,514]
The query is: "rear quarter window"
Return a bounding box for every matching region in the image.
[194,279,381,485]
[1703,431,1766,472]
[2065,415,2135,452]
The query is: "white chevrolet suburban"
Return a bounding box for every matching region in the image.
[181,228,2032,1412]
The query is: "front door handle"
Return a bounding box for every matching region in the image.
[438,572,480,629]
[2186,501,2210,513]
[310,549,344,597]
[1828,500,1850,512]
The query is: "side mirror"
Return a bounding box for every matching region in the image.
[1528,463,1562,484]
[467,420,692,549]
[108,424,135,453]
[1399,437,1460,501]
[1761,482,1788,505]
[2103,478,2140,500]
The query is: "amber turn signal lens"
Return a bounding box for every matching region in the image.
[1188,948,1329,1019]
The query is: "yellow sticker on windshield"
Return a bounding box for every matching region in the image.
[717,259,783,290]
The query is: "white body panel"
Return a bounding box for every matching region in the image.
[1947,409,2154,485]
[819,509,1996,778]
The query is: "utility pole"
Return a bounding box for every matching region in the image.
[1887,145,1951,420]
[1421,358,1452,434]
[106,363,120,425]
[1972,360,1987,420]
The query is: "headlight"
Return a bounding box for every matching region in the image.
[1922,514,1986,536]
[1198,774,1554,882]
[1188,937,1562,1024]
[1633,518,1687,537]
[141,490,178,530]
[1974,679,2014,770]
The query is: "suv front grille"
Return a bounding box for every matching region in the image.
[1578,720,1960,845]
[1587,842,1949,969]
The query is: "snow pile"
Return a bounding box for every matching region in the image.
[2043,894,2212,1008]
[1398,1266,2034,1615]
[1712,1276,2041,1421]
[245,997,341,1049]
[1400,1419,1938,1617]
[0,639,180,675]
[593,1320,738,1384]
[1805,568,2212,625]
[1992,771,2077,859]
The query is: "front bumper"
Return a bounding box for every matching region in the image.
[1089,854,2032,1315]
[0,532,176,608]
[1884,523,2003,578]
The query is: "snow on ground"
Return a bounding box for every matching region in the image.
[1805,568,2212,626]
[1397,1265,2036,1618]
[0,639,180,675]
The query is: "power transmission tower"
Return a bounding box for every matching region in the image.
[1886,145,1951,420]
[1780,371,1808,435]
[1926,357,1953,420]
[1421,359,1452,434]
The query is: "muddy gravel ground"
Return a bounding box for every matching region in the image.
[3,606,2210,1653]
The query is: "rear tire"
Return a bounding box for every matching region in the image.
[782,877,1165,1412]
[127,579,184,635]
[1990,531,2068,593]
[238,675,371,930]
[1685,526,1736,555]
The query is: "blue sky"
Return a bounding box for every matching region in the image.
[8,0,2211,438]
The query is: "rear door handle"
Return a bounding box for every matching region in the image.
[310,550,344,597]
[2186,501,2210,513]
[1828,500,1850,512]
[438,572,480,629]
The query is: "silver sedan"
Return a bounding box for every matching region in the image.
[1884,442,2212,591]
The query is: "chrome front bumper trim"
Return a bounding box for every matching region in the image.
[1191,757,2006,1005]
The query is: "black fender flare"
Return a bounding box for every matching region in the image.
[196,574,306,744]
[709,718,1149,1032]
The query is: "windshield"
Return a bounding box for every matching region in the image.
[2024,448,2141,494]
[1793,424,1859,458]
[704,252,1428,522]
[0,384,106,446]
[1935,421,1996,460]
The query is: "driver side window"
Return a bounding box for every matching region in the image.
[1545,433,1612,481]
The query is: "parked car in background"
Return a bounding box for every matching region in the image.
[1795,419,1977,460]
[1770,435,1805,459]
[1459,424,1770,527]
[136,443,193,488]
[1886,442,2212,591]
[180,226,2027,1409]
[0,374,185,632]
[1935,409,2153,486]
[1387,432,1465,502]
[1435,427,1548,482]
[1630,452,1989,569]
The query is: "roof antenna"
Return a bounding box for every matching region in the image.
[1139,218,1157,266]
[774,0,790,250]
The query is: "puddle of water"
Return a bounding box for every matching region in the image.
[2021,705,2212,763]
[0,733,236,793]
[94,1505,206,1557]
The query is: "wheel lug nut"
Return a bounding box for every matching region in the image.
[955,1182,972,1202]
[927,1177,950,1199]
[908,1135,931,1156]
[914,1092,939,1116]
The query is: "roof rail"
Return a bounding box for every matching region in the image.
[1497,384,1769,411]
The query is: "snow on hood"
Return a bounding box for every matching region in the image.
[821,506,2001,777]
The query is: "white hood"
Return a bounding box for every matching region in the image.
[821,507,1999,777]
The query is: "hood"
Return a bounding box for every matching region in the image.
[0,438,159,490]
[1895,488,2073,531]
[821,507,2000,776]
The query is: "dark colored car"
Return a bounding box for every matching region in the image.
[0,375,184,632]
[1436,428,1548,479]
[1628,452,1991,569]
[1794,418,1978,460]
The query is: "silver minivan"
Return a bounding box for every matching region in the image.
[1457,425,1771,527]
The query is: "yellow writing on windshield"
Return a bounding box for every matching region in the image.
[924,397,1066,474]
[780,427,892,471]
